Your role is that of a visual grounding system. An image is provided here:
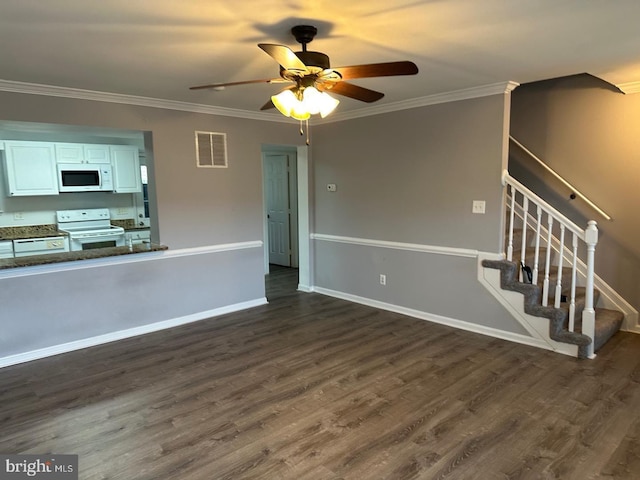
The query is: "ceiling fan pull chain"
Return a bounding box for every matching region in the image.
[298,119,310,145]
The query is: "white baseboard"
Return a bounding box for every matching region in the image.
[297,284,314,293]
[313,286,550,351]
[0,298,267,369]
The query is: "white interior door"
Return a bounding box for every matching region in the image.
[265,154,291,267]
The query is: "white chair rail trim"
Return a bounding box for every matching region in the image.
[311,233,480,258]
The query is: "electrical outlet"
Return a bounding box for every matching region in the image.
[472,200,486,214]
[379,274,386,285]
[13,212,24,220]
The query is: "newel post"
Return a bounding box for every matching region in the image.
[583,220,598,358]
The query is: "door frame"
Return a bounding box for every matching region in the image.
[261,144,312,292]
[264,152,296,267]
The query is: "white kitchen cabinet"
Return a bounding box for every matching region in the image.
[54,143,83,163]
[84,145,110,163]
[55,143,110,164]
[2,141,59,196]
[0,240,13,259]
[125,229,150,245]
[111,146,142,193]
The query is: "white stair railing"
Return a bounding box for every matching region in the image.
[509,136,612,221]
[502,170,599,358]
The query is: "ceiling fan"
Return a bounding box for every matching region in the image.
[190,25,419,120]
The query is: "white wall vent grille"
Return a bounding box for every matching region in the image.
[195,131,227,168]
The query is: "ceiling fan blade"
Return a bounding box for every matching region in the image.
[333,61,418,80]
[189,78,287,90]
[260,99,275,110]
[321,82,384,103]
[258,44,308,73]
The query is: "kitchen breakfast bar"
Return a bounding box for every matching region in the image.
[0,242,168,270]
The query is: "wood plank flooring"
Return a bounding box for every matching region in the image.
[1,266,639,479]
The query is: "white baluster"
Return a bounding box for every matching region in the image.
[542,214,553,307]
[583,221,598,358]
[507,185,516,261]
[568,233,578,332]
[520,196,529,282]
[554,225,565,309]
[532,205,542,285]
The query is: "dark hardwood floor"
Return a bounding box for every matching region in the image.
[1,267,639,479]
[266,264,299,301]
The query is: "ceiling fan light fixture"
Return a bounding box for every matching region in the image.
[272,86,339,121]
[319,92,340,118]
[271,89,297,117]
[302,86,323,114]
[290,103,311,121]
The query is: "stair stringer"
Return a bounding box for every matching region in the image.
[477,253,579,357]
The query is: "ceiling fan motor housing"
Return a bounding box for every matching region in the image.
[294,51,330,70]
[291,25,318,45]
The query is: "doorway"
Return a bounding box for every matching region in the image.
[264,151,298,268]
[262,145,310,298]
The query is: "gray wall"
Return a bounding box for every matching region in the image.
[1,248,264,358]
[0,91,302,363]
[510,74,640,310]
[310,94,525,333]
[0,88,534,363]
[313,97,508,251]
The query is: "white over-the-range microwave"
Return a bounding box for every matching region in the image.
[57,163,114,192]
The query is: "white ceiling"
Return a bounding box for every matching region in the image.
[1,1,639,117]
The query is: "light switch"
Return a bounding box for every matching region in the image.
[472,200,486,214]
[327,183,337,192]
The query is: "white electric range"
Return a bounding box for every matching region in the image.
[56,208,125,251]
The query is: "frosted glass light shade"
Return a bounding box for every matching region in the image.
[291,104,311,120]
[271,87,339,120]
[319,92,339,118]
[271,90,297,117]
[302,87,323,115]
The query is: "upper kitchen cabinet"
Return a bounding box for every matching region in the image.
[2,141,59,196]
[111,145,142,193]
[55,143,110,164]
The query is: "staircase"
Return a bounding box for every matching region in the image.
[480,171,624,359]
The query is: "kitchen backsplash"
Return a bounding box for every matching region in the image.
[111,219,136,229]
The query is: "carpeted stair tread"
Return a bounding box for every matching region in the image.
[481,258,623,358]
[592,308,624,352]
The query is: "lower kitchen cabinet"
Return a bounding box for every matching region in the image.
[125,229,150,245]
[0,240,13,259]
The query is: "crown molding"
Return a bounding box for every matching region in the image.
[0,78,519,125]
[321,81,520,124]
[0,79,291,123]
[617,81,640,94]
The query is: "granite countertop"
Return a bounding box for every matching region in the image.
[124,226,151,232]
[0,225,68,241]
[0,221,150,240]
[111,220,150,231]
[0,243,168,270]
